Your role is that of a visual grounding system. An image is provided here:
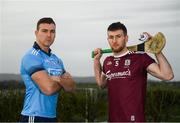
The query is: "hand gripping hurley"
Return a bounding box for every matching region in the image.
[92,32,166,58]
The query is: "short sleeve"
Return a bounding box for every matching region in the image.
[142,53,155,70]
[58,58,66,74]
[102,60,106,75]
[22,54,45,76]
[102,57,109,75]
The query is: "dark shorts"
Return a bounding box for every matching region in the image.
[20,115,57,122]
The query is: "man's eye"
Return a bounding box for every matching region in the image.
[116,35,121,38]
[108,36,114,39]
[42,30,47,32]
[51,30,55,33]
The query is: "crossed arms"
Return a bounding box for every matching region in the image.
[31,71,76,95]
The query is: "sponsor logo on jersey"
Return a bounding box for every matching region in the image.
[44,59,51,63]
[44,58,63,76]
[45,58,59,65]
[48,68,63,76]
[105,69,131,80]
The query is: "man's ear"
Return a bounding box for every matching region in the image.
[35,30,38,36]
[125,35,128,43]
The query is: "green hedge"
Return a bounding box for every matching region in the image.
[0,83,180,122]
[146,83,180,121]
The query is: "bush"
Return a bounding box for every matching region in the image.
[0,82,180,122]
[146,82,180,121]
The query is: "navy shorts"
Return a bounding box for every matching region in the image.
[20,115,58,122]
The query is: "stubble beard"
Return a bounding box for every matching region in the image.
[111,44,126,53]
[45,39,54,47]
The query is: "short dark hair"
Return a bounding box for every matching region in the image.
[36,17,56,30]
[107,22,127,35]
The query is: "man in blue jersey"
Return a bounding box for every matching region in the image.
[20,17,76,122]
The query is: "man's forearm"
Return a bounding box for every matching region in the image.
[58,77,76,92]
[155,52,174,80]
[94,59,106,88]
[49,76,63,93]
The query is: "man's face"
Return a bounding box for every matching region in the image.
[107,30,128,53]
[35,23,56,48]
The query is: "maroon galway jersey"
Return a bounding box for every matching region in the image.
[102,51,155,122]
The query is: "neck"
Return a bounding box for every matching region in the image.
[113,47,129,57]
[36,41,50,53]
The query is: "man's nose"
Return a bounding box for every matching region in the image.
[112,37,117,43]
[47,32,51,37]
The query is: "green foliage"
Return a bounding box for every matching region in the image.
[57,88,107,122]
[146,82,180,121]
[0,89,24,122]
[0,82,180,122]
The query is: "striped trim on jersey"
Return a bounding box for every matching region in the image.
[28,116,35,123]
[128,51,146,54]
[31,49,40,56]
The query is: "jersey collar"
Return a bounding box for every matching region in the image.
[33,42,52,56]
[113,50,130,58]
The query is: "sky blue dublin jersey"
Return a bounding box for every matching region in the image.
[20,42,65,118]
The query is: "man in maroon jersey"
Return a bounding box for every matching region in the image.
[93,22,174,122]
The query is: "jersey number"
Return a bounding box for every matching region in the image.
[115,61,119,66]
